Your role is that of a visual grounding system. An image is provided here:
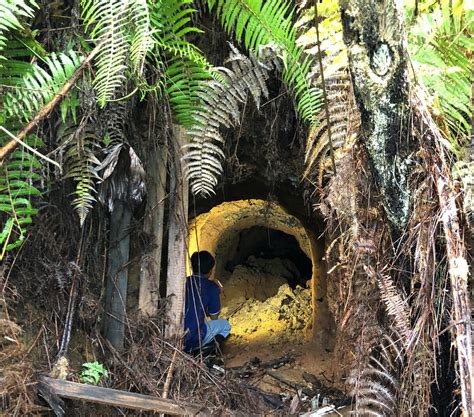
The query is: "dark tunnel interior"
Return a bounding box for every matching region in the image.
[217,226,313,289]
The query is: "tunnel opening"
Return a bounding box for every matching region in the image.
[217,226,313,291]
[188,199,336,385]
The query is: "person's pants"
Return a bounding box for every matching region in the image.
[202,319,231,346]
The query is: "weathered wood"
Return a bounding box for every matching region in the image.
[138,139,168,317]
[434,154,473,415]
[416,91,473,415]
[165,125,189,338]
[105,200,132,350]
[339,0,412,231]
[40,377,206,415]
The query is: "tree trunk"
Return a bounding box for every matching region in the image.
[105,200,132,350]
[138,139,168,317]
[165,126,189,339]
[339,0,412,231]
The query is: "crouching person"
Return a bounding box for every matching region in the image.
[184,251,231,354]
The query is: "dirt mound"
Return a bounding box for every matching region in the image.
[220,257,312,346]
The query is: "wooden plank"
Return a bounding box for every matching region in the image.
[40,377,206,415]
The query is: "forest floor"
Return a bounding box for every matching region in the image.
[217,257,350,413]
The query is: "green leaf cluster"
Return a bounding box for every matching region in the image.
[0,0,37,61]
[150,0,213,128]
[0,34,82,253]
[409,0,473,150]
[80,361,109,385]
[4,50,82,123]
[0,132,42,259]
[81,0,155,107]
[208,0,321,125]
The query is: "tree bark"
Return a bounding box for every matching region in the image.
[104,200,132,350]
[339,0,412,231]
[138,140,168,317]
[165,126,189,339]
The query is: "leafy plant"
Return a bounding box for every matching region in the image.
[0,132,42,259]
[207,0,321,125]
[4,50,82,123]
[0,0,37,61]
[81,0,154,107]
[1,44,82,253]
[408,0,473,150]
[183,45,281,196]
[150,0,213,128]
[80,361,109,384]
[60,119,102,225]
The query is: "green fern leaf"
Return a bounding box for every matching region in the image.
[207,0,321,125]
[4,50,82,122]
[129,0,154,74]
[0,0,37,60]
[183,45,278,196]
[409,1,473,148]
[0,133,42,259]
[81,0,130,107]
[60,120,101,226]
[150,0,213,128]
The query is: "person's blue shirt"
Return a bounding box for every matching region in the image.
[184,274,221,352]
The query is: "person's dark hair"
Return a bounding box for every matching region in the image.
[191,251,215,275]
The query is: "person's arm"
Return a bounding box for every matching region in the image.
[206,282,221,320]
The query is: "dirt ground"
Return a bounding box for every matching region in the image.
[216,256,348,412]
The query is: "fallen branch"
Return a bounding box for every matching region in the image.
[39,376,208,415]
[0,44,102,163]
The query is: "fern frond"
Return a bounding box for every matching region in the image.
[129,0,154,74]
[0,38,35,89]
[60,120,101,226]
[303,71,353,184]
[4,50,82,123]
[350,333,402,417]
[207,0,321,125]
[183,45,278,196]
[81,0,130,107]
[150,0,213,128]
[0,131,42,258]
[0,0,37,59]
[297,3,355,188]
[374,270,411,349]
[409,2,473,148]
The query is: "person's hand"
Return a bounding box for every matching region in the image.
[211,278,224,294]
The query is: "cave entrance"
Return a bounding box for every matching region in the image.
[188,199,330,362]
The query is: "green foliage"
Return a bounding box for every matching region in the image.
[129,0,155,73]
[0,131,42,259]
[60,120,101,225]
[408,0,473,150]
[184,46,280,195]
[150,0,213,128]
[4,50,82,123]
[80,361,109,384]
[207,0,321,125]
[81,0,154,107]
[1,43,82,255]
[0,0,37,60]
